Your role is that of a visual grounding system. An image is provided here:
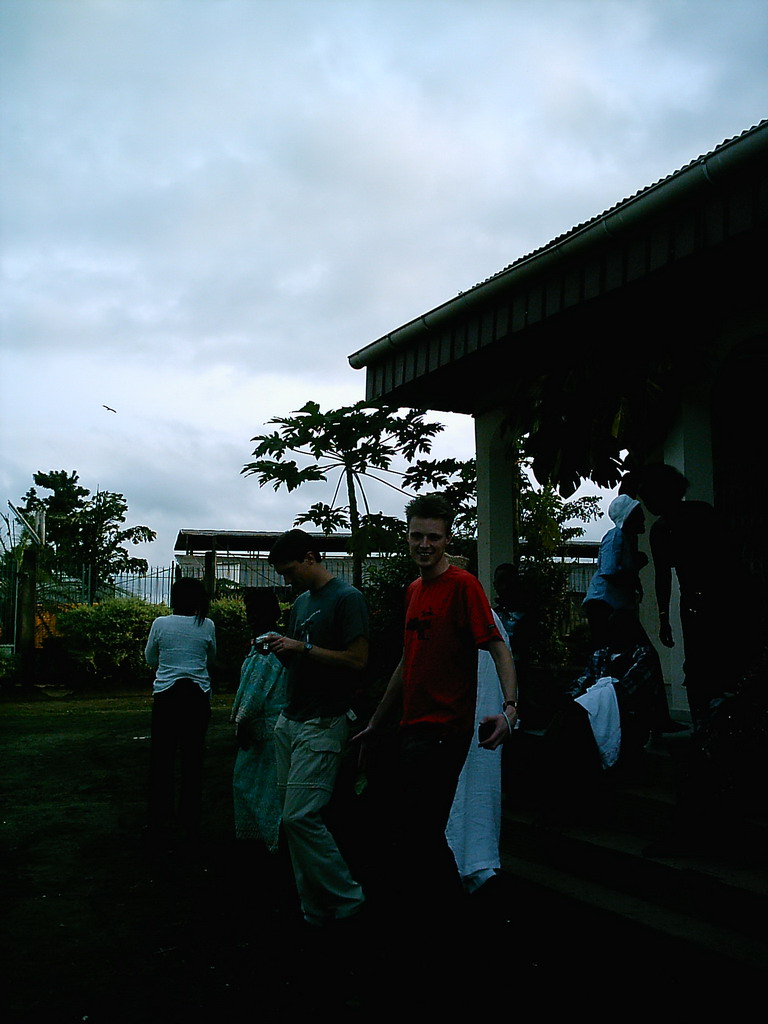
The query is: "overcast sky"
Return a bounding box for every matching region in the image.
[2,0,766,564]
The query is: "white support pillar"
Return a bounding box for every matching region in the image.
[474,409,519,596]
[646,393,714,717]
[662,395,714,503]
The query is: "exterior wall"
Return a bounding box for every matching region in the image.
[711,336,768,681]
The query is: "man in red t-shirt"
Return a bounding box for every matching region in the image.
[356,493,517,916]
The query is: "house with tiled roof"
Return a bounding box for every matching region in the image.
[349,120,768,713]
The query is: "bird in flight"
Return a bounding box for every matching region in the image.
[102,405,117,413]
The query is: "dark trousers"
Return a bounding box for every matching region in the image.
[395,725,472,918]
[680,595,721,727]
[148,679,211,834]
[584,599,613,650]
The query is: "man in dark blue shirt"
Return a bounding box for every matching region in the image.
[267,529,368,927]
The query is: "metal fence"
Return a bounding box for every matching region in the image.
[107,565,176,605]
[0,562,178,652]
[175,554,366,589]
[0,552,598,654]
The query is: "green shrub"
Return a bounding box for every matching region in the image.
[0,645,19,688]
[37,595,280,693]
[48,598,166,689]
[362,553,417,697]
[518,559,570,670]
[208,596,250,692]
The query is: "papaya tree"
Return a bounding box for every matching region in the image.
[242,401,445,588]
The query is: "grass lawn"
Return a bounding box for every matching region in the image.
[0,689,320,1023]
[3,689,489,1023]
[0,689,544,1022]
[3,689,760,1022]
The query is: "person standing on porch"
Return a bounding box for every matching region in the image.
[636,464,724,728]
[583,494,647,651]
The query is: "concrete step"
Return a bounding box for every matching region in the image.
[499,844,768,972]
[499,731,768,970]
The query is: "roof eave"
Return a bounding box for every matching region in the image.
[348,121,768,373]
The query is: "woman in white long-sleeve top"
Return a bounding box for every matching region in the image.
[145,577,216,839]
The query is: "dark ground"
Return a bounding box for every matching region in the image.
[1,691,760,1023]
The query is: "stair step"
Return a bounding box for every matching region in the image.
[499,848,768,971]
[500,801,768,961]
[499,721,768,971]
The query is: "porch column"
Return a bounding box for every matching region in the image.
[662,394,714,503]
[474,408,519,596]
[646,393,714,717]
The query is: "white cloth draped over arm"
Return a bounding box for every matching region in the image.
[445,610,509,892]
[574,676,621,768]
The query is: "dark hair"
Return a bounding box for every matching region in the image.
[493,562,518,580]
[170,577,210,625]
[268,528,323,566]
[243,588,281,633]
[493,561,526,608]
[617,470,641,498]
[638,464,690,503]
[404,492,455,534]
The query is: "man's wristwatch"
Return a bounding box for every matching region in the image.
[503,700,518,711]
[304,643,313,654]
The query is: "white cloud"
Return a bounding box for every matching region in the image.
[2,0,766,567]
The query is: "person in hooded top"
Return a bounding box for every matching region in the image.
[583,494,648,651]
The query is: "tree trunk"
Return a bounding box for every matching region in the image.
[346,467,363,590]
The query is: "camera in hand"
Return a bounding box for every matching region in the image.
[255,633,276,655]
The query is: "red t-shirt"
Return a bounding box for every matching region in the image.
[401,565,502,734]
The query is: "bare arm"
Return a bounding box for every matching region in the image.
[478,640,518,749]
[352,654,404,765]
[267,634,369,672]
[650,527,674,647]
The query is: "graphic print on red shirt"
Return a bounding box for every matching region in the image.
[401,565,502,734]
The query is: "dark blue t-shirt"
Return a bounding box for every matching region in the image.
[284,577,369,720]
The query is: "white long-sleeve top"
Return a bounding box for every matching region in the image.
[145,614,217,695]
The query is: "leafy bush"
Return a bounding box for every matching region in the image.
[362,553,417,696]
[47,598,166,689]
[0,645,19,688]
[518,559,570,670]
[208,597,250,692]
[35,594,285,692]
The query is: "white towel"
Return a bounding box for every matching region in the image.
[574,676,621,769]
[445,611,508,890]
